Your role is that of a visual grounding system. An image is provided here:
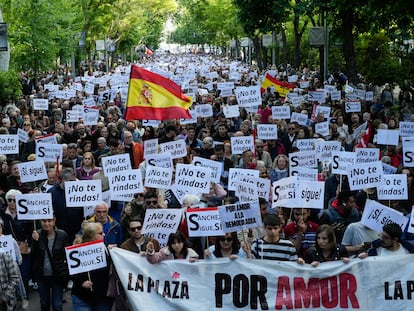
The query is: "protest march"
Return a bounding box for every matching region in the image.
[1,52,414,311]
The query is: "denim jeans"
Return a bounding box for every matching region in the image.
[71,295,114,311]
[38,276,64,311]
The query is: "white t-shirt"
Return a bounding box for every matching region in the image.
[377,244,409,256]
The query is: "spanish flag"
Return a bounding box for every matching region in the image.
[261,73,295,98]
[125,65,192,120]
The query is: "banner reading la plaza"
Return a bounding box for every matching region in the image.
[109,248,414,311]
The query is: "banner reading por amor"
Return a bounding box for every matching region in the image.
[109,248,414,311]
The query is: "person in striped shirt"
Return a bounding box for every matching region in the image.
[251,214,298,261]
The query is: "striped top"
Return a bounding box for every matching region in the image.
[251,238,298,261]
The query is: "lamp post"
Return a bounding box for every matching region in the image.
[0,9,10,72]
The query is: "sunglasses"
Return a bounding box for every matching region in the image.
[219,237,233,242]
[7,198,16,203]
[146,200,158,205]
[129,226,143,232]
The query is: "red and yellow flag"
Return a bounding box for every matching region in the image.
[260,73,295,98]
[125,65,192,120]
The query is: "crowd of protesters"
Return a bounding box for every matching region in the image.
[0,53,414,310]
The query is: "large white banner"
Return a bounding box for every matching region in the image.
[110,247,414,311]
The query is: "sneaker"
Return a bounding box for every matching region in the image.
[32,282,38,290]
[22,298,30,310]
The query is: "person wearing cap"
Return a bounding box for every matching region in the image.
[251,214,297,261]
[359,223,410,258]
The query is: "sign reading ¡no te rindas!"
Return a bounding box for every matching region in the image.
[65,240,107,275]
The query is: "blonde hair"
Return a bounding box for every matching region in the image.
[73,222,102,244]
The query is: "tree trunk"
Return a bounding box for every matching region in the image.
[340,8,358,84]
[293,15,301,68]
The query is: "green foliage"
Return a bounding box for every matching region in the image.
[0,71,22,106]
[355,32,400,85]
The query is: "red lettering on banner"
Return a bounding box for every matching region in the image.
[275,273,359,309]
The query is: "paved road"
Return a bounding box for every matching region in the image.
[15,287,73,311]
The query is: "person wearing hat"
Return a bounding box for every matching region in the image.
[359,223,410,258]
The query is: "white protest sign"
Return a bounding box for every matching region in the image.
[234,86,261,107]
[16,193,53,220]
[84,83,95,94]
[349,121,367,143]
[297,181,325,209]
[220,88,233,98]
[272,176,299,208]
[315,106,331,119]
[142,209,182,247]
[332,151,357,175]
[235,180,258,202]
[146,152,173,168]
[382,162,397,175]
[0,135,19,155]
[299,81,309,88]
[308,91,325,103]
[376,129,399,146]
[218,201,262,233]
[314,140,341,161]
[409,208,414,234]
[347,161,383,191]
[223,105,240,118]
[175,164,211,194]
[192,157,222,184]
[377,174,407,200]
[83,97,95,107]
[82,107,99,126]
[34,134,57,145]
[355,148,379,164]
[288,75,298,83]
[44,84,59,92]
[0,235,15,260]
[228,168,259,191]
[159,139,187,159]
[195,104,213,118]
[64,180,102,207]
[179,109,197,125]
[365,91,373,101]
[17,128,29,143]
[295,138,317,151]
[330,90,341,101]
[315,121,330,137]
[108,169,144,201]
[289,150,317,176]
[230,136,254,155]
[142,120,161,127]
[345,100,361,113]
[101,154,132,176]
[65,240,107,275]
[257,124,278,140]
[290,112,308,126]
[36,142,63,163]
[18,160,47,183]
[186,207,223,237]
[66,110,82,122]
[239,174,270,200]
[354,89,366,99]
[143,138,158,157]
[33,98,49,110]
[399,122,414,137]
[291,167,318,181]
[271,106,291,120]
[344,84,354,94]
[144,166,172,189]
[361,199,408,233]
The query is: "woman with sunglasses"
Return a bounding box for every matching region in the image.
[71,222,114,311]
[1,189,34,309]
[204,232,251,260]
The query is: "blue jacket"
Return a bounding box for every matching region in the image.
[88,215,123,246]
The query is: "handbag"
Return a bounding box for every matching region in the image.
[18,241,31,255]
[9,220,31,255]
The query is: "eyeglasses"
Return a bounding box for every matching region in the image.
[96,231,104,235]
[7,198,15,203]
[256,146,263,148]
[146,200,158,205]
[84,157,92,160]
[129,226,142,231]
[379,233,392,240]
[219,237,233,242]
[288,127,295,131]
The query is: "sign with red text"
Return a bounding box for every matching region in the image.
[65,240,107,275]
[185,207,223,237]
